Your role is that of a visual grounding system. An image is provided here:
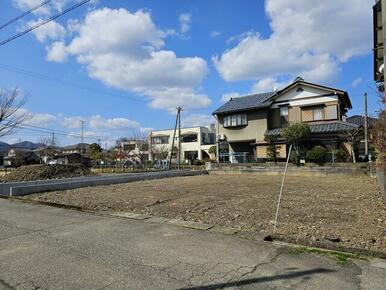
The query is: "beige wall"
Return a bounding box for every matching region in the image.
[217,110,268,142]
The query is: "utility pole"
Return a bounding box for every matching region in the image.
[168,107,182,170]
[80,120,86,165]
[103,142,107,173]
[177,106,182,170]
[51,132,55,147]
[364,92,369,157]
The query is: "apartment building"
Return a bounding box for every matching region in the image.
[149,125,216,162]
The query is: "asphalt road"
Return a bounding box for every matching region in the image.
[0,198,385,290]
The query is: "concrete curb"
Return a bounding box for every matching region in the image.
[0,170,208,197]
[271,235,386,259]
[5,197,386,260]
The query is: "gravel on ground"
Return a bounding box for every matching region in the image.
[24,173,386,252]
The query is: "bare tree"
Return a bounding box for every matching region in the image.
[344,127,362,163]
[39,136,52,147]
[372,88,386,169]
[0,89,28,137]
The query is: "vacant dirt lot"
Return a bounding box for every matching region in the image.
[24,173,386,252]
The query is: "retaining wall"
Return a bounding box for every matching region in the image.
[0,170,207,197]
[207,163,370,177]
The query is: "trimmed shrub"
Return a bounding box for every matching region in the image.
[333,149,348,162]
[209,146,217,156]
[193,159,204,166]
[306,145,328,165]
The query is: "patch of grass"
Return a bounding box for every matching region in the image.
[290,247,369,265]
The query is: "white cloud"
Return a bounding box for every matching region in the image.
[144,87,211,112]
[182,113,214,127]
[220,92,242,103]
[27,19,66,42]
[13,0,72,15]
[89,115,139,130]
[214,0,373,84]
[20,109,57,126]
[62,116,84,129]
[46,8,210,112]
[179,13,191,34]
[12,0,51,14]
[351,77,363,88]
[210,30,221,38]
[251,77,288,93]
[62,114,140,131]
[46,41,68,62]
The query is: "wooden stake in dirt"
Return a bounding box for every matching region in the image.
[273,144,293,235]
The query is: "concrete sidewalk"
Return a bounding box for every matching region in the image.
[0,198,385,290]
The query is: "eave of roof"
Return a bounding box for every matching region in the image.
[265,121,359,137]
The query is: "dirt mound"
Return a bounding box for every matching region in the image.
[1,164,96,182]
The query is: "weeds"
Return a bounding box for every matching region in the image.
[290,247,369,265]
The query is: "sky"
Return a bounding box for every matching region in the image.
[0,0,379,146]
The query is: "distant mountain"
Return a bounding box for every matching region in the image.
[0,141,10,151]
[11,141,44,150]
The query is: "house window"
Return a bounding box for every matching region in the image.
[151,136,169,144]
[223,114,248,128]
[314,107,323,120]
[324,105,338,120]
[301,106,325,122]
[181,134,198,143]
[280,106,289,125]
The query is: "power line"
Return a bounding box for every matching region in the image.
[0,63,146,103]
[0,0,91,47]
[0,1,51,31]
[18,123,119,142]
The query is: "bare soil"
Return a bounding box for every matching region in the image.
[24,173,386,252]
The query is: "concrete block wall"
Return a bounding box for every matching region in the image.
[0,170,208,197]
[208,163,370,177]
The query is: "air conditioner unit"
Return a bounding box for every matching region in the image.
[216,134,225,141]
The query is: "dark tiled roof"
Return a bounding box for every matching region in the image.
[347,115,377,128]
[265,121,359,136]
[213,92,276,115]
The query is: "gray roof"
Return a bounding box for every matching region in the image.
[213,92,276,115]
[265,121,359,136]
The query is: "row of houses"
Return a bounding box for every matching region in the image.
[2,143,91,167]
[148,78,375,164]
[1,78,375,167]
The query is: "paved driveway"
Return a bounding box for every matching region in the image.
[0,198,385,290]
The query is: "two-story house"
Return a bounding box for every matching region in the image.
[213,77,358,162]
[149,125,216,162]
[116,139,149,163]
[62,143,89,155]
